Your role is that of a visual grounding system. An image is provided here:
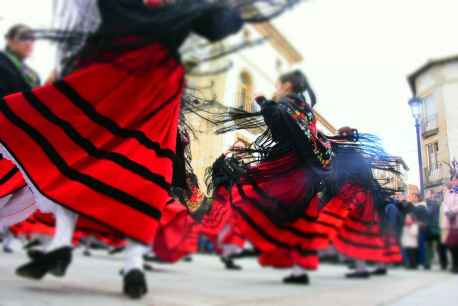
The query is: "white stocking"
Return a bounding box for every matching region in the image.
[355,260,368,273]
[3,228,14,249]
[291,265,307,276]
[124,240,148,273]
[47,206,78,251]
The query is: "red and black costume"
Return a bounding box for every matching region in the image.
[0,0,302,298]
[206,91,403,282]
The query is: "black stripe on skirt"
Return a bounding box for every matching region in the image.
[23,91,170,191]
[0,167,19,185]
[235,183,329,240]
[54,80,177,161]
[0,98,162,220]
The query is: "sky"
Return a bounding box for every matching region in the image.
[2,0,458,186]
[273,0,458,185]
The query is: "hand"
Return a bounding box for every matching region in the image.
[45,69,58,84]
[254,95,267,106]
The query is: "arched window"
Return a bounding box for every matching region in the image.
[238,71,254,112]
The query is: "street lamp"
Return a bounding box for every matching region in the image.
[408,97,424,196]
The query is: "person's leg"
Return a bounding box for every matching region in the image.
[124,241,148,273]
[406,248,417,269]
[424,240,433,269]
[16,206,78,280]
[437,241,448,270]
[221,244,243,270]
[283,265,310,284]
[418,232,426,268]
[403,248,410,268]
[123,240,149,298]
[450,247,458,273]
[412,248,419,269]
[371,263,388,276]
[345,261,370,278]
[46,206,78,252]
[2,228,15,253]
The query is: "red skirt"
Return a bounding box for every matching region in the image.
[153,199,199,263]
[0,43,185,244]
[320,184,402,264]
[11,211,127,248]
[225,154,331,269]
[0,158,25,198]
[10,211,55,238]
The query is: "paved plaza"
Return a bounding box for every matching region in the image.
[1,248,457,306]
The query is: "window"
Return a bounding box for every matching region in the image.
[422,93,438,132]
[238,71,254,112]
[426,142,439,172]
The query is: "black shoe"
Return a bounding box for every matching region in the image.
[282,274,310,285]
[221,257,242,270]
[230,249,260,259]
[345,271,371,279]
[3,246,13,253]
[143,254,160,263]
[123,269,148,299]
[143,263,155,272]
[371,268,387,276]
[109,246,125,255]
[16,247,72,280]
[83,249,92,257]
[27,249,45,260]
[23,239,42,250]
[451,267,458,274]
[183,256,193,263]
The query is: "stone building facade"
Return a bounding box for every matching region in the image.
[408,55,458,192]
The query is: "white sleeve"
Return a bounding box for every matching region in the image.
[53,0,101,32]
[52,0,101,75]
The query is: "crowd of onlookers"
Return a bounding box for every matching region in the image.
[400,181,458,274]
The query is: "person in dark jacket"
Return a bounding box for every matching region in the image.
[425,191,449,270]
[0,24,40,97]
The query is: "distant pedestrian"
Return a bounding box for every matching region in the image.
[443,181,458,273]
[424,190,448,270]
[402,213,419,269]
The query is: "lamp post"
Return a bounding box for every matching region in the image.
[408,97,424,196]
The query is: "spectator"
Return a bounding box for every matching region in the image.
[402,213,420,269]
[412,194,429,269]
[0,24,40,97]
[443,180,458,273]
[425,190,448,270]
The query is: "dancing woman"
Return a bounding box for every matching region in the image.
[0,0,301,299]
[206,70,401,284]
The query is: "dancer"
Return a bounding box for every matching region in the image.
[202,141,248,271]
[206,70,401,285]
[0,0,301,299]
[318,190,403,279]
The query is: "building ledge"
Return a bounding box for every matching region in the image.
[425,180,444,188]
[253,22,303,65]
[422,128,439,138]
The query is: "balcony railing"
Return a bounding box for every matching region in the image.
[421,114,438,134]
[424,166,446,187]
